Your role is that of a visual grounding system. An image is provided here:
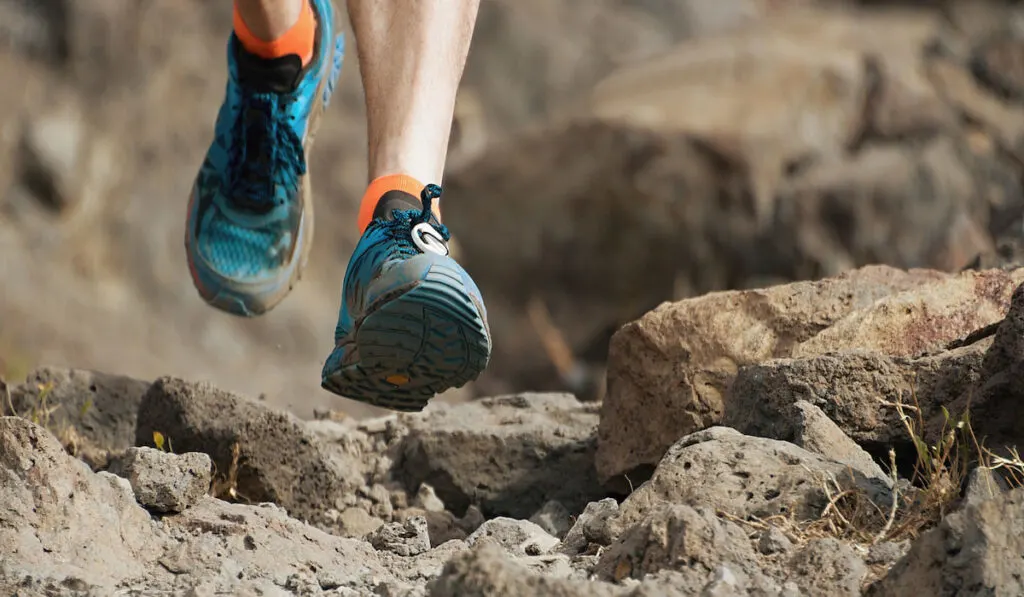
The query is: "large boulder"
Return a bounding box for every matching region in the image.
[135,377,366,525]
[598,266,1023,482]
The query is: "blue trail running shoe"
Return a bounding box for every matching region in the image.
[186,0,345,317]
[321,185,492,411]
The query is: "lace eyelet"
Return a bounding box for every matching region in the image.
[411,222,449,256]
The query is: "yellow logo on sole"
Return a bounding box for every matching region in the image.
[386,374,410,386]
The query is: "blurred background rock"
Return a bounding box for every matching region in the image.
[2,0,1023,418]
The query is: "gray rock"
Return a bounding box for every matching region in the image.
[394,508,468,547]
[868,486,1024,596]
[368,516,432,557]
[427,541,690,597]
[962,466,1009,508]
[17,99,101,214]
[457,505,486,534]
[757,527,794,555]
[616,427,892,529]
[530,500,572,539]
[866,541,909,566]
[700,565,744,597]
[595,504,781,594]
[970,281,1024,450]
[786,538,867,597]
[160,497,390,595]
[790,400,890,484]
[641,569,795,597]
[108,446,211,513]
[725,344,989,447]
[517,553,575,579]
[414,484,447,513]
[0,415,427,595]
[396,393,605,519]
[334,506,385,538]
[467,518,559,557]
[382,538,468,591]
[0,416,163,588]
[427,542,605,597]
[559,498,622,555]
[135,377,365,525]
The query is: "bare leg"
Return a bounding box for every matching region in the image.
[235,0,304,41]
[347,0,481,215]
[321,0,490,409]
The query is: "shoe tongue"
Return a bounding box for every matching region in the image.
[373,190,423,222]
[236,45,304,93]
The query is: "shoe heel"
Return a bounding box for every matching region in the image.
[320,261,491,412]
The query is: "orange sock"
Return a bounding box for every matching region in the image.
[233,0,316,66]
[357,174,428,232]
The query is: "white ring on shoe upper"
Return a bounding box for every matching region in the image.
[412,222,449,256]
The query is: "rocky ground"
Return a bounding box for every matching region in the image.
[4,263,1024,596]
[7,1,1024,594]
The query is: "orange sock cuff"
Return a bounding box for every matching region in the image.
[357,174,426,232]
[233,0,316,65]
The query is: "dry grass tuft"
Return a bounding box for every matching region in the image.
[725,386,1024,551]
[807,390,977,545]
[808,388,1024,545]
[211,441,245,502]
[2,378,85,456]
[2,376,114,468]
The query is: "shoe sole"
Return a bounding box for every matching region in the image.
[186,1,344,317]
[321,260,491,412]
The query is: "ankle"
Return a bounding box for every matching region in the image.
[234,0,315,65]
[357,174,434,232]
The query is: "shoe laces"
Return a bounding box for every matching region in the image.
[226,92,307,214]
[377,184,451,259]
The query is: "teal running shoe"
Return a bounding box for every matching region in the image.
[321,185,492,411]
[186,0,345,317]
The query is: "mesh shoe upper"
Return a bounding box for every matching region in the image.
[189,1,335,285]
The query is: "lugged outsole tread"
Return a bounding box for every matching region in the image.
[321,263,490,412]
